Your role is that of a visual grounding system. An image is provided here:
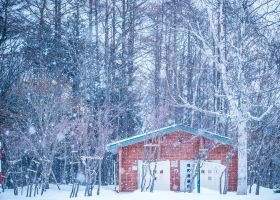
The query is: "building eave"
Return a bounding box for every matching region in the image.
[106,124,233,154]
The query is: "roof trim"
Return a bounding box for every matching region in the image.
[106,124,233,154]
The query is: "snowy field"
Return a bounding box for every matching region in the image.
[1,185,279,200]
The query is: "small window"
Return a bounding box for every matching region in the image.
[201,170,205,174]
[187,180,190,183]
[208,176,212,181]
[208,170,212,174]
[187,174,191,178]
[187,169,191,173]
[187,164,191,167]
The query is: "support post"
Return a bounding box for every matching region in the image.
[197,159,200,193]
[113,160,116,191]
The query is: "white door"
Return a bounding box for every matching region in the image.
[138,160,170,191]
[200,161,226,190]
[180,160,196,192]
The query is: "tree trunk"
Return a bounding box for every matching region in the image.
[54,0,62,75]
[255,174,260,195]
[237,120,247,195]
[223,151,232,194]
[94,0,100,83]
[248,172,254,194]
[97,159,102,195]
[104,0,110,103]
[268,160,273,189]
[153,13,162,128]
[88,0,93,42]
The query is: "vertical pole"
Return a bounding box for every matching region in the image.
[118,148,122,192]
[0,141,2,193]
[197,159,200,193]
[113,160,116,189]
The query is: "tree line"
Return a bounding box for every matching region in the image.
[0,0,279,196]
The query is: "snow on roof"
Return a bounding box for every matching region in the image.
[106,124,233,154]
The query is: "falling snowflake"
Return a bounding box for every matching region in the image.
[57,132,65,142]
[29,126,36,135]
[52,80,57,85]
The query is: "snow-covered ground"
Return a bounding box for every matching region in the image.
[0,184,279,200]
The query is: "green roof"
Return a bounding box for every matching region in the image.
[106,124,233,154]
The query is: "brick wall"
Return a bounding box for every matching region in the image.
[118,131,238,192]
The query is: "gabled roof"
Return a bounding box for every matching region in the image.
[106,124,233,154]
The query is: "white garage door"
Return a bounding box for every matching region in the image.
[138,160,170,191]
[200,161,225,190]
[180,160,225,192]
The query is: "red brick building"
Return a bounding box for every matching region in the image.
[107,124,237,192]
